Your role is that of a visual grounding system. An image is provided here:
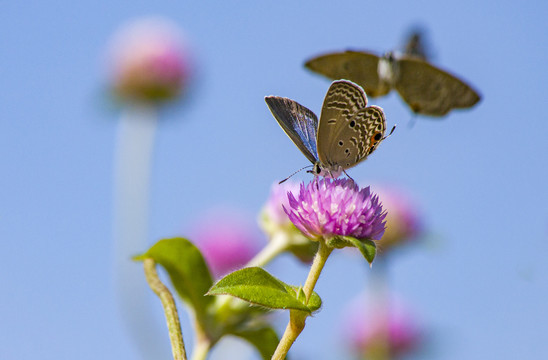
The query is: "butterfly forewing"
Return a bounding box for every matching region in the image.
[305,51,391,97]
[395,58,481,116]
[317,80,371,167]
[265,96,319,164]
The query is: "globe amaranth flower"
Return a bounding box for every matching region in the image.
[371,185,423,253]
[344,295,423,359]
[259,181,318,263]
[190,208,262,278]
[107,17,191,104]
[284,178,386,242]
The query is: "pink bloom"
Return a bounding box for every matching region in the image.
[284,179,386,241]
[189,208,262,279]
[370,185,423,252]
[107,17,191,104]
[262,181,301,228]
[259,181,317,263]
[344,295,423,359]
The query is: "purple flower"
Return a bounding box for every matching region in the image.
[284,179,386,242]
[189,208,262,278]
[106,17,191,104]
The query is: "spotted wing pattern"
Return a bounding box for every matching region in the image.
[321,105,386,170]
[317,80,386,169]
[265,96,319,164]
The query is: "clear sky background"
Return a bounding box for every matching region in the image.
[1,0,547,359]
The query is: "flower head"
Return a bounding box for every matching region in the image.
[190,208,261,278]
[371,185,423,252]
[107,17,191,105]
[284,178,386,242]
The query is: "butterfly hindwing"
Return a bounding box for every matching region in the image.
[265,96,319,164]
[395,57,481,116]
[320,105,386,169]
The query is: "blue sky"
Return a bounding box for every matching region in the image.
[1,1,547,359]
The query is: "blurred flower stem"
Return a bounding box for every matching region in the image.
[143,258,187,360]
[114,104,166,358]
[246,232,290,267]
[271,239,333,360]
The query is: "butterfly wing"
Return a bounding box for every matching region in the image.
[265,96,319,164]
[395,57,481,116]
[304,51,391,97]
[320,105,386,170]
[317,80,376,168]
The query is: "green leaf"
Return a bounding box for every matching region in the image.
[231,325,279,360]
[207,267,321,313]
[343,236,377,265]
[134,237,214,315]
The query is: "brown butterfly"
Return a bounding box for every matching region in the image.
[304,33,481,117]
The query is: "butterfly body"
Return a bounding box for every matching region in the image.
[266,80,387,178]
[305,49,481,117]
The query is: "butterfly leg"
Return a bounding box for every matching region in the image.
[342,169,355,184]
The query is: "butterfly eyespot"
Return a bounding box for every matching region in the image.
[374,133,382,141]
[345,149,349,153]
[338,141,344,146]
[349,120,356,128]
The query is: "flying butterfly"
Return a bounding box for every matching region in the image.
[265,80,389,180]
[304,33,480,117]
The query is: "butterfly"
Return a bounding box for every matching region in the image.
[265,80,388,179]
[304,36,480,117]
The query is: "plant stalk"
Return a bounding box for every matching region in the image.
[143,258,187,360]
[271,239,333,359]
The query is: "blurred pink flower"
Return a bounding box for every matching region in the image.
[190,208,262,278]
[259,181,318,263]
[344,295,423,359]
[369,185,423,253]
[107,17,191,104]
[262,181,301,228]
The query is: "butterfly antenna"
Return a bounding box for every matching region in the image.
[382,124,397,140]
[279,165,314,184]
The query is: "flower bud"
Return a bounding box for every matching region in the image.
[107,17,191,105]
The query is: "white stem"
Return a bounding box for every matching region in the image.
[114,105,168,359]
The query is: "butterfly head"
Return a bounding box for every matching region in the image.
[310,162,343,179]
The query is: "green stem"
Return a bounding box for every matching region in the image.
[271,239,333,359]
[270,310,307,360]
[143,259,187,360]
[302,239,333,303]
